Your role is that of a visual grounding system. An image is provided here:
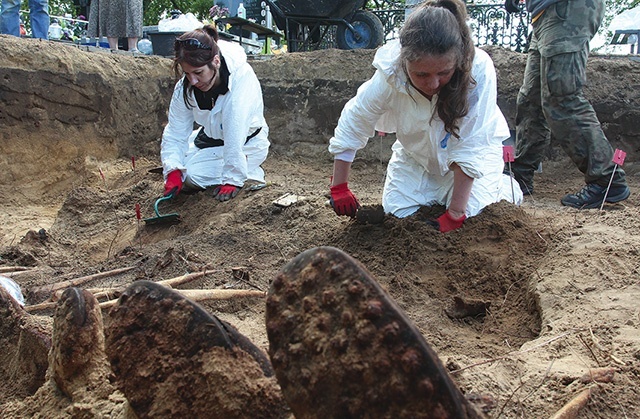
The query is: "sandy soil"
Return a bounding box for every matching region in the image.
[0,35,639,418]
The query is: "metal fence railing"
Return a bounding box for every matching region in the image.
[285,3,530,52]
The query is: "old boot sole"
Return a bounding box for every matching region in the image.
[105,280,288,419]
[50,288,115,401]
[0,286,51,397]
[266,246,484,419]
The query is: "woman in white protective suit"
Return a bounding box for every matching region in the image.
[328,0,522,232]
[161,25,269,202]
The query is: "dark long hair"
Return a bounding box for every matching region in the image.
[172,25,221,108]
[399,0,475,138]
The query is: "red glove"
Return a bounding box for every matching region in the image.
[430,210,466,233]
[164,170,183,196]
[330,182,360,217]
[213,184,240,202]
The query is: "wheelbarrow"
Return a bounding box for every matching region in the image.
[266,0,384,52]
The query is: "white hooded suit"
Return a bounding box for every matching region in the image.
[329,40,522,217]
[161,40,269,189]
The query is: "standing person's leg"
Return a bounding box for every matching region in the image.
[27,0,48,39]
[127,37,138,51]
[126,0,142,51]
[536,0,629,208]
[510,33,549,196]
[0,0,21,36]
[107,36,118,50]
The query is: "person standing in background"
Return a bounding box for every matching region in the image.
[504,0,630,208]
[87,0,142,52]
[0,0,49,39]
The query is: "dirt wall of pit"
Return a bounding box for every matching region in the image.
[1,35,639,198]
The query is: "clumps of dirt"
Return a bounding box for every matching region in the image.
[325,201,547,352]
[105,281,288,418]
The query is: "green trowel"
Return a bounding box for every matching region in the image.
[144,191,181,225]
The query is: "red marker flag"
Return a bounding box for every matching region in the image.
[135,203,141,220]
[612,149,626,166]
[131,156,136,170]
[99,168,105,182]
[503,145,515,163]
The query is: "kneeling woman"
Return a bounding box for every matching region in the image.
[161,25,269,201]
[328,0,522,231]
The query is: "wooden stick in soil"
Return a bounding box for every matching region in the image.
[24,300,58,313]
[29,266,136,297]
[158,270,212,287]
[549,387,596,419]
[28,289,265,313]
[28,270,216,312]
[52,287,123,303]
[0,266,33,273]
[98,288,265,309]
[51,270,215,302]
[1,270,35,278]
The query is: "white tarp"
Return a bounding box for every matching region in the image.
[609,6,640,31]
[158,13,203,32]
[0,275,25,306]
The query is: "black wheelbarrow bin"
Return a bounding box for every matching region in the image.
[266,0,384,51]
[271,0,366,20]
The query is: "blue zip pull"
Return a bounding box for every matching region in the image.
[440,132,450,148]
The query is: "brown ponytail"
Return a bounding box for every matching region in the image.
[399,0,476,138]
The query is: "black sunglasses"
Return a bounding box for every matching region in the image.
[174,38,212,51]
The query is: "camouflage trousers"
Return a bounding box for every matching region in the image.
[512,0,627,187]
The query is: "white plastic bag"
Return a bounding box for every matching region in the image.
[158,13,203,32]
[0,275,25,306]
[609,6,640,31]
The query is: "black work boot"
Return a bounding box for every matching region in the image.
[266,246,485,418]
[561,183,630,209]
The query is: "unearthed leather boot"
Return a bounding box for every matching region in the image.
[49,288,116,401]
[266,246,485,419]
[0,286,51,397]
[105,280,288,419]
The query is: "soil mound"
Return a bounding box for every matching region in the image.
[0,36,639,418]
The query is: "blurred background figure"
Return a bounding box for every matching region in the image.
[1,0,50,39]
[87,0,142,52]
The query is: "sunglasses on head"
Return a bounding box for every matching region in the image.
[175,38,212,51]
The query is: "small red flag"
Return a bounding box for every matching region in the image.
[135,203,141,220]
[131,156,136,170]
[99,168,105,182]
[612,149,626,166]
[503,145,515,163]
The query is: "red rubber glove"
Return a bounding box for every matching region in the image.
[330,182,360,217]
[164,170,183,197]
[430,210,466,233]
[213,184,240,202]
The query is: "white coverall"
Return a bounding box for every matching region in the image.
[329,40,522,218]
[161,40,270,189]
